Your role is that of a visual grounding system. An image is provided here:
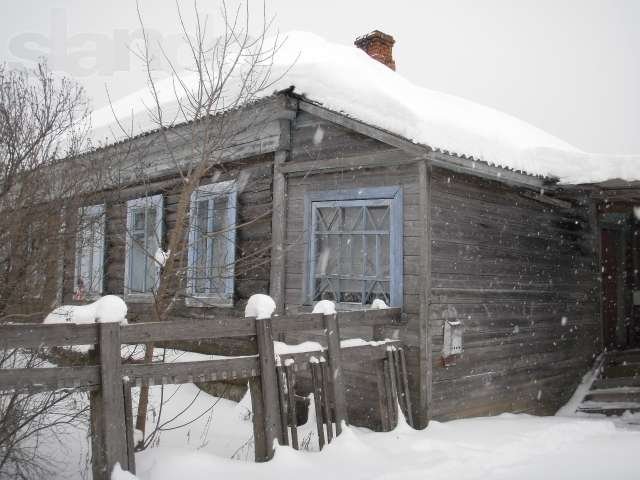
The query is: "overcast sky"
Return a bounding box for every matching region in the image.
[1,0,638,154]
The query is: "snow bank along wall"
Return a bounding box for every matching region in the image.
[59,92,602,429]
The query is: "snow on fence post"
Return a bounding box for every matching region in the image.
[97,321,129,477]
[246,294,282,461]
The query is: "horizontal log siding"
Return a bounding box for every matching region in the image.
[64,157,274,336]
[429,166,600,420]
[285,112,422,426]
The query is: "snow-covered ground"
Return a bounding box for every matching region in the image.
[27,375,639,480]
[120,407,640,480]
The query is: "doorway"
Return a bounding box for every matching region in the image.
[600,212,640,350]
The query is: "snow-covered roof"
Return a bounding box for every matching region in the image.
[89,31,639,185]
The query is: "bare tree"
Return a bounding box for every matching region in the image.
[0,62,94,479]
[101,0,289,448]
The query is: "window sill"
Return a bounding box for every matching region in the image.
[124,293,156,304]
[185,296,234,308]
[303,302,398,312]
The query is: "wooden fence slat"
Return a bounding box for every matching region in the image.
[0,308,402,349]
[320,363,333,443]
[123,382,136,474]
[383,357,398,427]
[276,366,290,446]
[338,308,403,328]
[398,348,414,427]
[284,364,299,450]
[122,357,260,385]
[121,317,257,343]
[255,316,283,459]
[310,362,325,450]
[99,322,129,476]
[392,349,405,420]
[376,360,392,431]
[279,341,401,372]
[0,323,99,349]
[0,308,404,468]
[89,346,106,480]
[271,314,325,334]
[325,313,347,434]
[0,365,100,391]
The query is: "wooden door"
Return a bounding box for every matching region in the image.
[601,229,621,349]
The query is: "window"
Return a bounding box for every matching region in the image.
[74,204,105,299]
[124,194,163,297]
[305,187,403,307]
[186,181,237,306]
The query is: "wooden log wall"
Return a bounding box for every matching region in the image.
[283,109,601,426]
[56,97,603,428]
[428,166,601,419]
[62,156,275,357]
[284,111,425,428]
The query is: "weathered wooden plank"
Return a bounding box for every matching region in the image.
[320,363,333,443]
[271,313,325,334]
[276,366,290,446]
[325,313,347,434]
[297,101,425,156]
[270,150,288,313]
[255,316,283,459]
[99,322,129,476]
[249,377,268,462]
[338,308,403,328]
[284,364,299,449]
[123,383,136,474]
[310,361,326,450]
[0,365,100,391]
[418,160,432,428]
[122,356,260,385]
[281,341,401,372]
[0,323,100,349]
[281,150,424,176]
[120,318,257,343]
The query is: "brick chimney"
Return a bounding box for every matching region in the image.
[354,30,396,71]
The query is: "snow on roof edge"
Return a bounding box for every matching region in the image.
[81,31,640,186]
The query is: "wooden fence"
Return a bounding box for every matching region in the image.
[0,308,407,480]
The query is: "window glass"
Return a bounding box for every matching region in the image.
[125,196,163,295]
[311,202,393,306]
[75,205,105,299]
[187,182,237,304]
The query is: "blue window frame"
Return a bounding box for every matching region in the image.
[124,194,164,298]
[75,204,105,299]
[186,180,237,306]
[304,186,403,308]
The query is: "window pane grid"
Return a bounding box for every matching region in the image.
[76,205,104,296]
[126,195,162,296]
[312,202,391,305]
[187,183,236,302]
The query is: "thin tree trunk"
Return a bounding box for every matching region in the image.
[134,343,154,447]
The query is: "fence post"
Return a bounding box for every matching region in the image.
[89,347,106,479]
[98,321,129,477]
[255,315,283,460]
[249,377,268,461]
[325,313,347,434]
